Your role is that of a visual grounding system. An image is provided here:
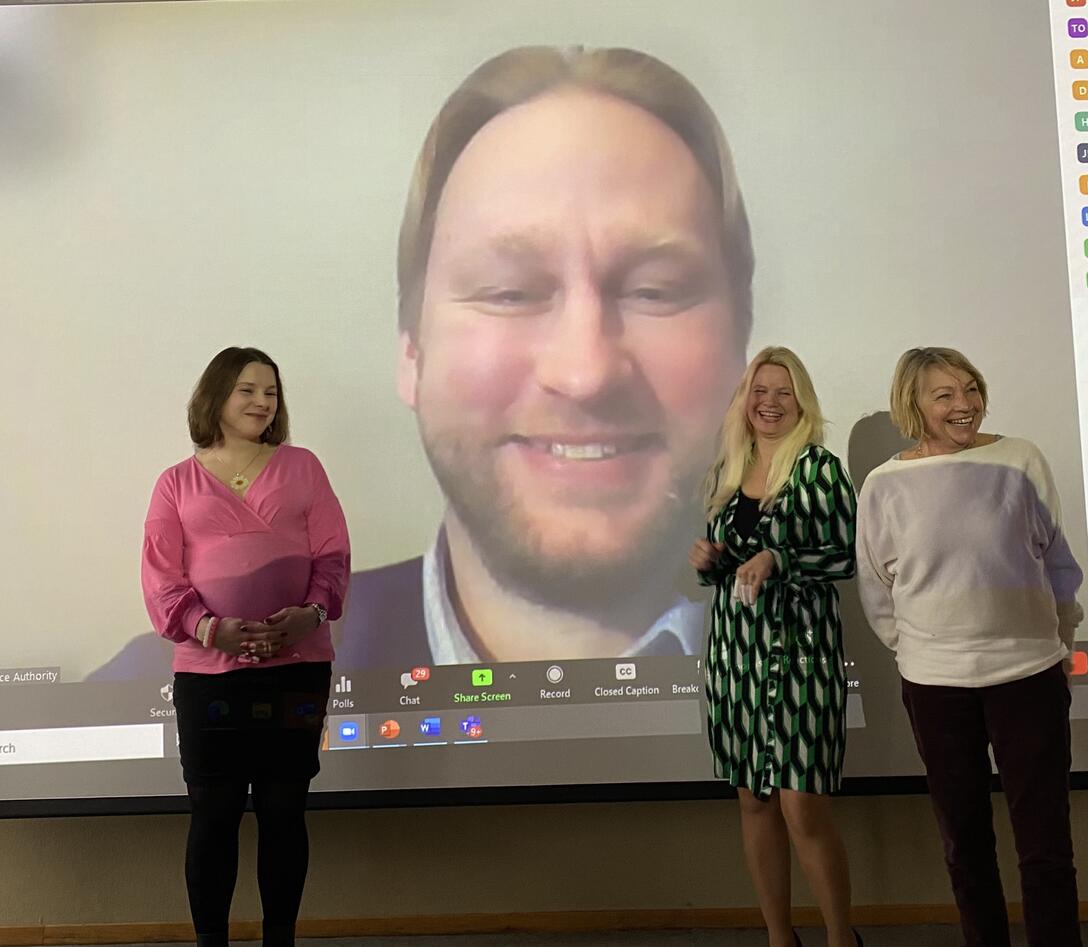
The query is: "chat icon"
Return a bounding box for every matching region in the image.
[400,672,418,689]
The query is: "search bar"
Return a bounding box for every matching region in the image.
[0,724,163,766]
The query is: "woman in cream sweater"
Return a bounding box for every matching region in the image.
[857,346,1082,947]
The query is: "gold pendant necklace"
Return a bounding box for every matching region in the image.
[215,444,263,493]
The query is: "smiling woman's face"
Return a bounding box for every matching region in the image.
[219,362,278,443]
[746,363,799,442]
[396,87,742,599]
[916,364,984,454]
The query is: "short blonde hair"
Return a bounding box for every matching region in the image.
[889,347,988,441]
[702,346,825,515]
[397,45,754,342]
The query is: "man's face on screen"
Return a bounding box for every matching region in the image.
[398,89,741,605]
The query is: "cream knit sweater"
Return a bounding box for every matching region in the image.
[857,436,1083,687]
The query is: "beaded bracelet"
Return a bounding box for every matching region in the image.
[203,616,221,649]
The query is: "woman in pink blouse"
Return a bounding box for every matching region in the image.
[142,347,350,947]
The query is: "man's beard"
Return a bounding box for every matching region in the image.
[419,429,702,615]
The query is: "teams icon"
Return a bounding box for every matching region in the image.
[460,714,483,739]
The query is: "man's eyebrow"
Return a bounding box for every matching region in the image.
[614,237,711,268]
[480,230,556,259]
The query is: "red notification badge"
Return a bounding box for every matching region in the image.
[411,666,431,682]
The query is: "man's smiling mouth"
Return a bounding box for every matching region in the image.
[507,434,664,460]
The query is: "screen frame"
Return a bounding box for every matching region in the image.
[3,0,1086,822]
[6,774,1088,820]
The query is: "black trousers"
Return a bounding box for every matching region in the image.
[185,776,312,943]
[901,662,1080,947]
[174,662,331,943]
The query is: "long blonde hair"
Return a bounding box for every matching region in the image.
[702,346,825,515]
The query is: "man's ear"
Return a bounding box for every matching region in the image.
[396,330,421,409]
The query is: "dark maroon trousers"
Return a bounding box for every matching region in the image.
[901,662,1081,947]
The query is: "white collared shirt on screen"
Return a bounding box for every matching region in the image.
[421,529,704,665]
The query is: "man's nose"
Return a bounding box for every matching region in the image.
[533,290,633,400]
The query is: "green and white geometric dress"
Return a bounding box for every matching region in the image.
[701,444,857,798]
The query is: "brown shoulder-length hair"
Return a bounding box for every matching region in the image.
[397,45,754,343]
[187,347,289,448]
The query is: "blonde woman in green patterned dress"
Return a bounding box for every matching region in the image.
[689,346,860,947]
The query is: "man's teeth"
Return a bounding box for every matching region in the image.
[549,443,619,460]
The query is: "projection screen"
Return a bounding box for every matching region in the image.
[2,0,1087,814]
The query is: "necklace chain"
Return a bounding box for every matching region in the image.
[213,443,264,492]
[914,436,979,458]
